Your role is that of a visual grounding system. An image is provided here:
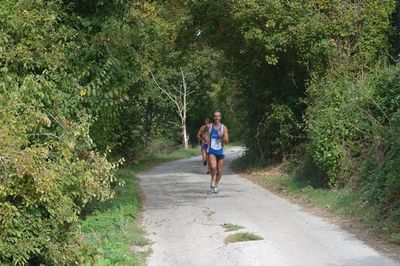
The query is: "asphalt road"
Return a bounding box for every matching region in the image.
[139,147,399,266]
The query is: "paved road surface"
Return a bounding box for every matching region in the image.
[139,147,399,266]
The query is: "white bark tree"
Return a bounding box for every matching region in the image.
[151,68,193,149]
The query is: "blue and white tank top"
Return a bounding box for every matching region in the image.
[208,124,224,155]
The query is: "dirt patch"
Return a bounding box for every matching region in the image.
[224,232,263,244]
[233,165,400,262]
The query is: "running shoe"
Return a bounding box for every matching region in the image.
[212,186,219,194]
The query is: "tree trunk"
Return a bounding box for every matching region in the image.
[182,119,189,149]
[181,68,189,149]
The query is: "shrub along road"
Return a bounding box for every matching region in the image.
[139,147,398,266]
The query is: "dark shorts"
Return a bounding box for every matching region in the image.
[201,144,208,151]
[208,152,225,161]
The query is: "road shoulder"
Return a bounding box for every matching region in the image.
[232,163,400,263]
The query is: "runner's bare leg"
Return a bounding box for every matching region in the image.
[209,154,217,186]
[216,159,224,185]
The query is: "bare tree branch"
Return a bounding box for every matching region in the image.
[171,84,182,97]
[151,68,191,148]
[151,71,182,113]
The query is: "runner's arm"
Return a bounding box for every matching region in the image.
[222,126,229,144]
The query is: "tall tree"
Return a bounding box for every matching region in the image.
[152,68,193,149]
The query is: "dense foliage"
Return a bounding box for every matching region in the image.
[359,65,400,236]
[1,0,400,264]
[0,0,122,264]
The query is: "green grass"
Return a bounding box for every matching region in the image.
[260,173,377,220]
[224,232,263,244]
[81,148,199,266]
[221,223,244,232]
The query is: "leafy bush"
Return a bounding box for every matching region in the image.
[305,72,356,185]
[0,100,117,265]
[358,64,400,236]
[0,1,124,263]
[305,62,400,235]
[304,63,398,186]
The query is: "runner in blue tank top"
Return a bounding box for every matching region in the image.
[208,111,229,194]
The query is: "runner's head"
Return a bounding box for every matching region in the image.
[213,111,221,123]
[204,117,211,124]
